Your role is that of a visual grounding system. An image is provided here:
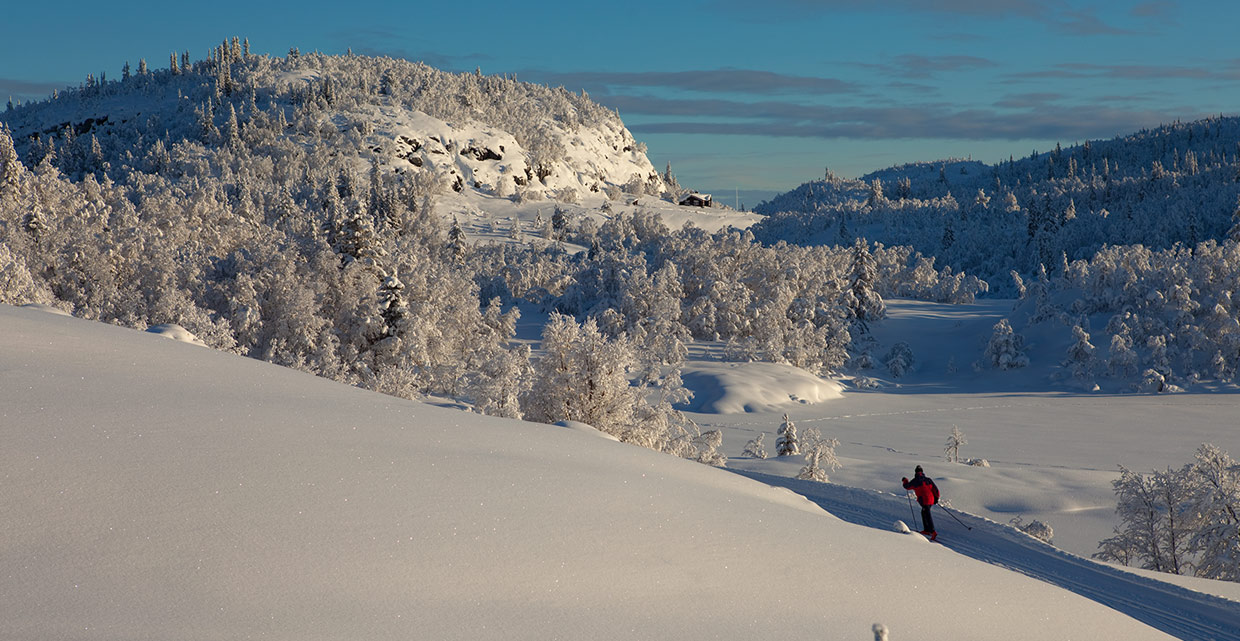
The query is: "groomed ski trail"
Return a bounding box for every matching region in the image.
[732,470,1240,641]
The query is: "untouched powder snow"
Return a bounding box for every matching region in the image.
[679,361,843,413]
[0,304,1184,641]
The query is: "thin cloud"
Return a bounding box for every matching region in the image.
[993,92,1065,109]
[710,0,1132,36]
[604,93,1182,141]
[0,77,70,102]
[525,69,860,96]
[887,54,997,78]
[1007,62,1233,82]
[1056,10,1137,35]
[1131,1,1177,19]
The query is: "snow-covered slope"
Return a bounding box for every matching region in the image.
[1,303,1182,640]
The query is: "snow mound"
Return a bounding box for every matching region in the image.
[679,362,843,414]
[145,323,206,346]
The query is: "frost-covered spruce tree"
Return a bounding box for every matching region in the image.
[376,274,409,339]
[982,319,1029,370]
[1064,323,1096,388]
[0,123,22,198]
[447,217,467,263]
[776,413,799,456]
[844,238,885,332]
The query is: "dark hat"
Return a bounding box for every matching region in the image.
[915,465,924,474]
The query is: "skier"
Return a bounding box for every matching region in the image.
[902,465,940,540]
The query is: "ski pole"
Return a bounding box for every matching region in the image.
[937,503,972,531]
[906,492,919,530]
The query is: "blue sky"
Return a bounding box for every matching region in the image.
[3,1,1238,202]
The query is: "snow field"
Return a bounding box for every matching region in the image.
[1,303,1184,640]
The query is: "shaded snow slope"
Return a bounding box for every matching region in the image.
[703,300,1240,559]
[733,471,1240,641]
[1,304,1176,640]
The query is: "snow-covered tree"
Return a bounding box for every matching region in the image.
[944,425,967,463]
[1096,464,1200,575]
[883,341,914,377]
[1107,333,1139,378]
[1187,444,1240,581]
[0,123,22,198]
[447,217,467,262]
[524,313,640,439]
[844,238,885,331]
[796,426,841,482]
[982,319,1029,370]
[742,432,768,459]
[776,413,799,456]
[692,429,726,467]
[1064,323,1096,388]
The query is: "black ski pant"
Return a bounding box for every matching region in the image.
[920,504,935,533]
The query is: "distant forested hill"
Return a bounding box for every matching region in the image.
[753,118,1240,294]
[752,117,1240,390]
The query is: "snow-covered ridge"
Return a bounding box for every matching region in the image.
[1,47,664,201]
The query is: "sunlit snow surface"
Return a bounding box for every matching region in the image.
[0,303,1197,640]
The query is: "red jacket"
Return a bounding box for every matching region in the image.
[903,473,939,506]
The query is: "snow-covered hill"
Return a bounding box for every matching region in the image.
[752,116,1240,294]
[1,47,664,203]
[2,303,1206,640]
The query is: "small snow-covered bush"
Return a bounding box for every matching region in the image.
[742,432,768,459]
[852,376,880,389]
[1011,516,1054,543]
[553,187,580,204]
[1137,368,1183,393]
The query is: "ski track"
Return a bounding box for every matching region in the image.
[732,470,1240,641]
